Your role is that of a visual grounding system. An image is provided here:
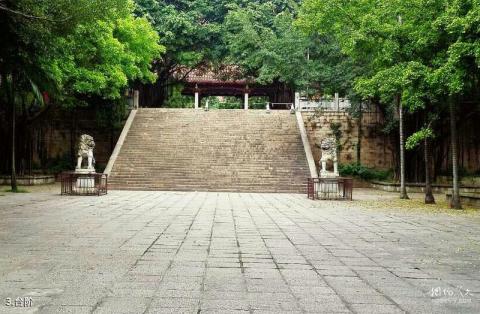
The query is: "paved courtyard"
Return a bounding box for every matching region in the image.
[0,189,479,314]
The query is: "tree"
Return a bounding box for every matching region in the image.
[449,99,461,208]
[134,0,355,105]
[0,0,162,189]
[406,127,436,203]
[134,0,226,105]
[398,94,409,199]
[299,0,479,207]
[224,1,357,101]
[298,0,415,199]
[428,0,480,208]
[42,14,162,102]
[10,77,17,192]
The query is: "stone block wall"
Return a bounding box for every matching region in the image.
[302,111,394,170]
[30,107,122,171]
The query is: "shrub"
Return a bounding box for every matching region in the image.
[43,155,73,174]
[339,163,391,181]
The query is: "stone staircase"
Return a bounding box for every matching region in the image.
[108,108,310,193]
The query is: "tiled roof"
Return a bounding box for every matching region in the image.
[176,65,249,84]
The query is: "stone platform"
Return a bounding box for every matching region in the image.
[0,190,479,313]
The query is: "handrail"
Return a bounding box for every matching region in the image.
[104,109,137,175]
[295,110,318,178]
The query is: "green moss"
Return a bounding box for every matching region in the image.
[3,188,29,193]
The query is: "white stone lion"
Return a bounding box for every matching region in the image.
[76,134,95,171]
[319,137,338,177]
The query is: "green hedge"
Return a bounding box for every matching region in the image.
[339,163,391,181]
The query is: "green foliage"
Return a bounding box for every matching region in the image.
[130,0,359,104]
[297,0,480,198]
[298,0,480,107]
[134,0,229,99]
[225,4,307,88]
[135,0,222,66]
[329,122,343,151]
[96,99,129,130]
[206,97,242,110]
[339,163,392,181]
[164,85,194,108]
[204,96,268,110]
[329,122,342,139]
[406,127,435,150]
[42,155,73,174]
[430,0,480,96]
[42,12,163,101]
[249,97,269,109]
[223,1,357,94]
[0,0,163,174]
[1,0,163,105]
[95,163,107,174]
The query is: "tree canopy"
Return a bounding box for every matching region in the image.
[131,0,357,104]
[1,0,479,198]
[297,0,480,206]
[298,0,480,111]
[0,0,163,105]
[0,0,164,182]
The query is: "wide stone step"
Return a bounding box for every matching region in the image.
[108,109,310,193]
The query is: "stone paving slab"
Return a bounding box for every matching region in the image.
[0,190,479,313]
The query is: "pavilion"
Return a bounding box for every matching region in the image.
[179,66,294,109]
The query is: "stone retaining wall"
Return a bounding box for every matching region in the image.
[371,181,480,194]
[302,111,394,171]
[446,193,480,208]
[0,175,55,185]
[30,107,123,171]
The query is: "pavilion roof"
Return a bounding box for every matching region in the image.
[176,65,251,85]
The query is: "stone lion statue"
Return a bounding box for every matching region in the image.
[320,137,337,163]
[319,137,339,177]
[76,134,95,171]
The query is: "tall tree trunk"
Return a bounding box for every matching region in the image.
[398,94,409,199]
[449,99,462,209]
[19,96,26,176]
[424,137,435,204]
[11,97,17,192]
[356,108,363,165]
[70,108,77,165]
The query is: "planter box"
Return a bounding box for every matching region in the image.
[370,181,480,194]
